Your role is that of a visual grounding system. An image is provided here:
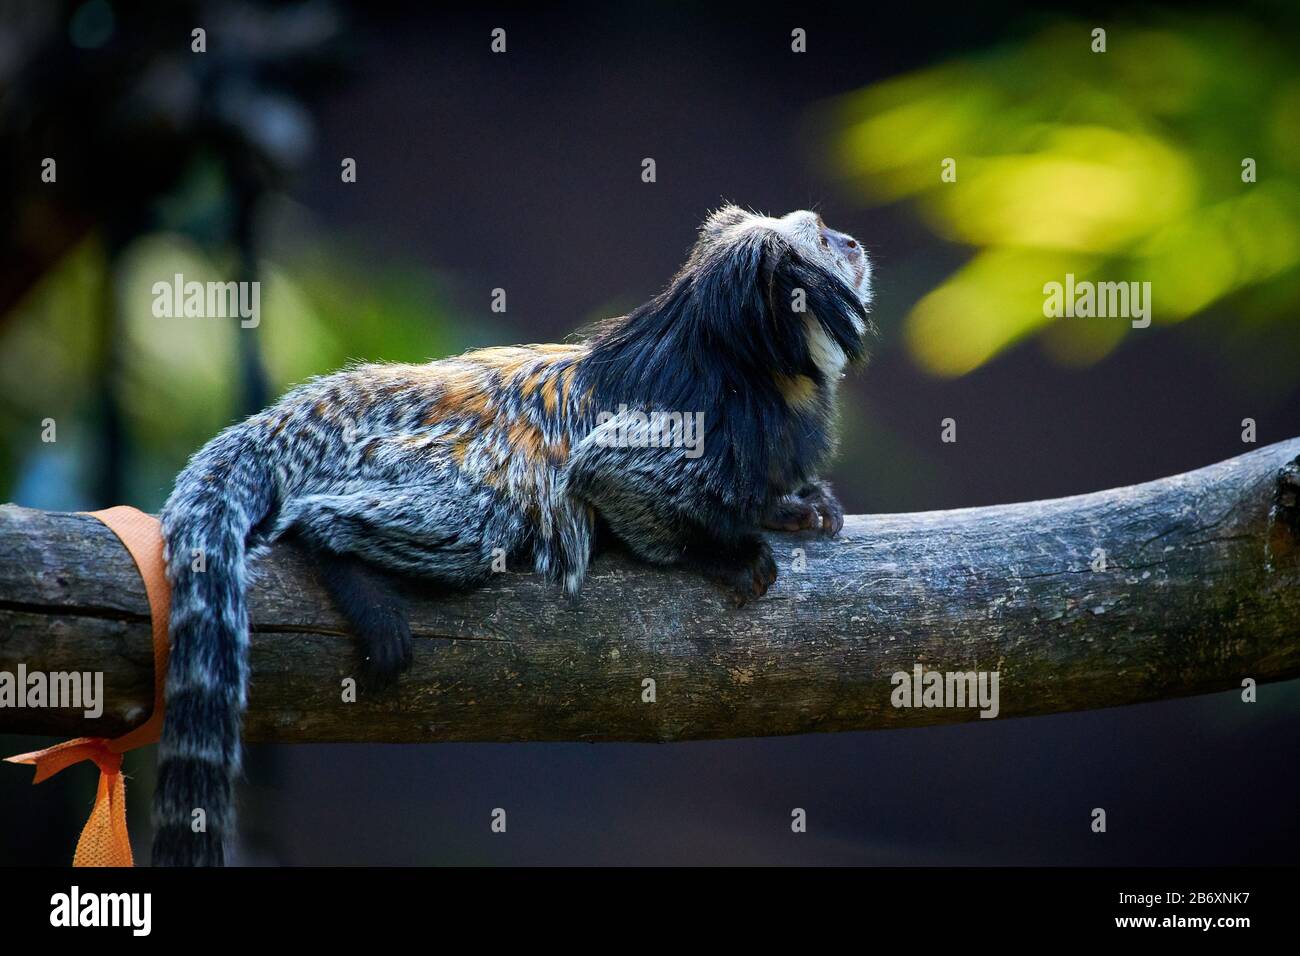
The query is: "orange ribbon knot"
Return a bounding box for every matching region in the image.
[4,507,169,868]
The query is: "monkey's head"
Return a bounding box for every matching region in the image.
[673,205,875,380]
[589,205,874,400]
[701,206,872,310]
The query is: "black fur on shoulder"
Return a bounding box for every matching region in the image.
[581,211,870,517]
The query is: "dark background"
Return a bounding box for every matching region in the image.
[1,0,1297,864]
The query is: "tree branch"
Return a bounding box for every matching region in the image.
[3,440,1300,741]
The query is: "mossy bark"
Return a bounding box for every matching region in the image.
[2,439,1299,742]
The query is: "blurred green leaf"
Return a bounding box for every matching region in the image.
[0,215,472,507]
[827,15,1300,376]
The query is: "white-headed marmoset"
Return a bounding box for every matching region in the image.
[154,206,874,865]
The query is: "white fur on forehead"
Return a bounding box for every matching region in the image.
[704,206,818,244]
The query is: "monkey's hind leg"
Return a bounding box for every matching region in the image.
[279,483,520,685]
[311,548,413,688]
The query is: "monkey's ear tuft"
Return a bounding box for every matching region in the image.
[764,242,870,367]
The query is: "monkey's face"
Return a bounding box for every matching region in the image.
[768,210,873,310]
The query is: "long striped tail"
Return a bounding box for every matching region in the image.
[152,426,274,866]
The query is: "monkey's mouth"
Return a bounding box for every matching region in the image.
[851,260,867,289]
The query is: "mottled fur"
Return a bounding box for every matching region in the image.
[153,207,873,865]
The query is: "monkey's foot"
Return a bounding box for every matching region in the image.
[358,607,413,690]
[763,483,844,537]
[708,536,778,606]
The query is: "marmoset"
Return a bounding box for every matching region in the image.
[154,206,874,865]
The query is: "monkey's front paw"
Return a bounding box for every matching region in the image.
[806,489,844,537]
[716,538,778,606]
[764,484,845,537]
[762,498,821,533]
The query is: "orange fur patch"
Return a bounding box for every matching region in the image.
[539,370,560,415]
[559,364,578,407]
[773,372,819,411]
[422,365,491,426]
[506,420,545,462]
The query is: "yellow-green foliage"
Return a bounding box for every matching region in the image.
[827,16,1300,375]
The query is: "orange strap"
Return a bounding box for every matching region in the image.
[5,507,170,867]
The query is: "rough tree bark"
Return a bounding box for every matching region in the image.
[2,439,1299,742]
